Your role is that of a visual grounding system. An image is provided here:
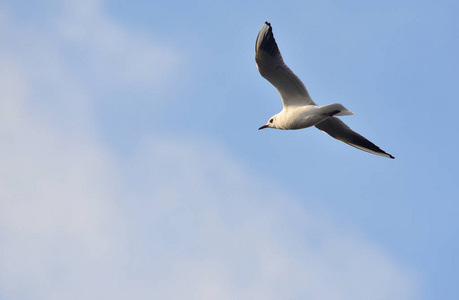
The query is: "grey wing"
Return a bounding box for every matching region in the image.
[315,117,394,159]
[255,22,316,107]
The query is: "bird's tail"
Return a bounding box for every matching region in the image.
[322,103,354,117]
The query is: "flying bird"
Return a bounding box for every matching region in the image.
[255,22,394,159]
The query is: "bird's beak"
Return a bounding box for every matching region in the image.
[258,125,268,130]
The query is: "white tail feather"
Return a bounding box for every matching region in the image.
[324,103,354,116]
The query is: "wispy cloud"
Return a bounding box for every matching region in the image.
[55,0,178,87]
[0,2,417,299]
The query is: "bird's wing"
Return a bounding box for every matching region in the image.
[255,22,316,107]
[315,117,394,159]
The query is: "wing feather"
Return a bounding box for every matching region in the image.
[315,117,394,159]
[255,22,315,107]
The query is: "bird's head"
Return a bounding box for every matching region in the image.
[258,115,277,130]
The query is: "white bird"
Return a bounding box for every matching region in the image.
[256,22,394,159]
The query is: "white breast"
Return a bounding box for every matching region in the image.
[278,106,324,130]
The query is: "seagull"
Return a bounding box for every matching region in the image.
[255,22,394,159]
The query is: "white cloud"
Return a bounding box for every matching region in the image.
[55,0,178,87]
[0,2,417,300]
[0,55,120,299]
[120,137,417,300]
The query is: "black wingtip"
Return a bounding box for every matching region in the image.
[384,151,395,159]
[264,22,272,33]
[256,21,279,57]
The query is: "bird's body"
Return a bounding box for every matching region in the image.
[265,103,353,130]
[255,22,394,159]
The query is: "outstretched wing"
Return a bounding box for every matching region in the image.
[315,117,394,159]
[255,22,316,107]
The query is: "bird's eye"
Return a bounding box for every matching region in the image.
[269,119,273,123]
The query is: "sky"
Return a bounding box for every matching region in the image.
[0,0,458,299]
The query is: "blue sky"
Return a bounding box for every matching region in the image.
[0,0,458,299]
